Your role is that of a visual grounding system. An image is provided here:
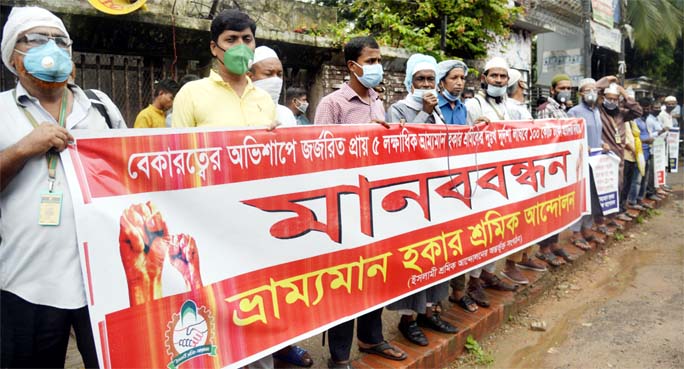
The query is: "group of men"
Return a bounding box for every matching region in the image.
[1,5,680,369]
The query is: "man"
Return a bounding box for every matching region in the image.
[505,68,532,120]
[0,6,126,368]
[172,9,275,128]
[314,36,405,369]
[461,89,475,100]
[248,45,297,126]
[435,59,468,125]
[286,86,311,125]
[663,96,679,127]
[644,101,666,201]
[463,56,518,309]
[465,56,511,125]
[385,53,458,347]
[500,68,548,284]
[567,78,610,249]
[595,78,643,230]
[134,78,179,128]
[533,74,575,267]
[169,10,278,369]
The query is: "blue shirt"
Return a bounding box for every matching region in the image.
[437,94,467,125]
[635,117,650,160]
[568,102,603,149]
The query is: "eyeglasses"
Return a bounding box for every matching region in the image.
[17,33,72,49]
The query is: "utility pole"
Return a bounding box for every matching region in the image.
[440,15,447,53]
[582,0,592,79]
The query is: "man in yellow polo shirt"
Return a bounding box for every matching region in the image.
[134,78,179,128]
[171,9,275,128]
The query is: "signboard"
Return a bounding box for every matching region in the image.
[588,149,620,215]
[653,135,668,186]
[667,128,680,172]
[62,120,589,369]
[591,21,622,53]
[591,0,614,28]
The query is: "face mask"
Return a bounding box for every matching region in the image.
[353,62,383,88]
[296,100,309,114]
[441,89,459,102]
[253,77,283,103]
[221,44,253,75]
[556,90,572,103]
[15,40,72,83]
[486,84,507,97]
[412,88,436,103]
[666,106,675,112]
[603,100,618,110]
[582,92,597,105]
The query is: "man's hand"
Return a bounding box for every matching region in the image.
[119,202,169,306]
[371,118,390,129]
[17,123,73,156]
[474,116,491,125]
[267,120,281,131]
[602,143,611,153]
[167,234,203,290]
[422,91,438,115]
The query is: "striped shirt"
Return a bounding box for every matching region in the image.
[314,83,385,125]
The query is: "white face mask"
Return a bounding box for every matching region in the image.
[486,84,507,97]
[297,100,309,114]
[253,77,283,103]
[411,88,437,103]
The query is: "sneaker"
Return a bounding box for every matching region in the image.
[501,268,529,284]
[516,257,548,272]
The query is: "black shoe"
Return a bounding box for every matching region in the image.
[398,320,429,346]
[416,313,459,334]
[327,359,355,369]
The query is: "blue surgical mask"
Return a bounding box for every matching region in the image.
[603,100,618,110]
[486,84,506,97]
[441,89,459,102]
[15,40,72,83]
[412,88,436,103]
[353,62,383,88]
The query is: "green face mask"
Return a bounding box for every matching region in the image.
[222,44,254,75]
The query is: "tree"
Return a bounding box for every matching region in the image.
[317,0,519,60]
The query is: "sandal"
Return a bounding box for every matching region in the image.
[607,220,624,230]
[585,234,605,245]
[536,252,563,267]
[273,345,314,367]
[358,341,407,361]
[552,248,575,263]
[571,238,592,251]
[597,225,614,236]
[449,295,478,313]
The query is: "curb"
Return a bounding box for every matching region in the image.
[351,195,670,369]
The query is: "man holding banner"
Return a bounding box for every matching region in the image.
[0,6,125,368]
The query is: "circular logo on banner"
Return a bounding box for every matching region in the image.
[87,0,147,15]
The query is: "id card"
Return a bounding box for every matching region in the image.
[39,192,62,226]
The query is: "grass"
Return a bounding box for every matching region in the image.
[464,335,494,366]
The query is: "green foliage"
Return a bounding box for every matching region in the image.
[626,0,683,53]
[465,334,494,365]
[317,0,519,60]
[635,214,644,224]
[614,231,625,241]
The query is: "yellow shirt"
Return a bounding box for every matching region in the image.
[171,70,276,127]
[133,104,166,128]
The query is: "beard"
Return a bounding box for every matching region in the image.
[15,61,69,90]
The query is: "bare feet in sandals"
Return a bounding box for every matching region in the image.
[358,340,407,361]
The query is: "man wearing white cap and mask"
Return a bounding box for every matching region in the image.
[0,6,126,368]
[664,95,680,127]
[505,68,532,120]
[387,53,442,124]
[465,56,512,125]
[248,45,297,127]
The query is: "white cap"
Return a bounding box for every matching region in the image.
[484,56,509,73]
[1,7,70,75]
[578,78,596,90]
[507,69,521,87]
[604,83,620,96]
[664,95,677,102]
[253,46,279,64]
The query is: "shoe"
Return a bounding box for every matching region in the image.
[607,220,625,230]
[596,225,614,236]
[416,313,459,334]
[661,184,673,192]
[273,345,314,367]
[328,359,355,369]
[637,201,654,209]
[536,251,564,267]
[501,267,529,284]
[617,213,632,222]
[467,278,490,307]
[398,320,428,346]
[552,248,575,263]
[647,194,663,201]
[627,203,646,211]
[516,257,547,272]
[481,271,518,291]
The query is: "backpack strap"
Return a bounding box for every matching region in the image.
[84,89,113,128]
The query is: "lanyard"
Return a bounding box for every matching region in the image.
[13,88,69,192]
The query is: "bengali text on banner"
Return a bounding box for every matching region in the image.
[61,119,590,369]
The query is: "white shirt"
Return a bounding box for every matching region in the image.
[0,82,126,308]
[505,98,533,120]
[465,92,511,124]
[276,104,297,127]
[658,110,673,130]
